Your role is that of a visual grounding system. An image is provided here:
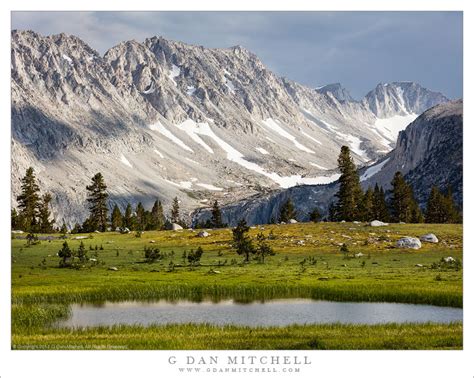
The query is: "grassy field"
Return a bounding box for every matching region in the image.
[11,222,463,350]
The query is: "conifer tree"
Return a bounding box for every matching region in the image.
[334,146,363,221]
[38,193,55,233]
[308,207,321,223]
[372,184,390,222]
[170,197,180,224]
[11,208,22,230]
[86,173,109,231]
[17,167,41,231]
[232,219,255,262]
[210,200,224,228]
[360,187,374,221]
[123,203,133,229]
[111,204,123,230]
[279,198,297,223]
[150,200,165,230]
[389,172,422,223]
[425,186,461,223]
[135,202,146,231]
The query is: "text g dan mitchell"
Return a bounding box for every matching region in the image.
[168,355,312,366]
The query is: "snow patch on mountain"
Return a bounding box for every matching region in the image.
[153,149,164,158]
[168,64,180,86]
[196,183,224,191]
[175,119,214,154]
[120,154,133,168]
[256,147,269,155]
[301,131,323,146]
[360,158,391,181]
[148,121,193,152]
[262,118,314,154]
[374,114,418,142]
[310,162,328,170]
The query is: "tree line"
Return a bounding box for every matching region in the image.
[12,169,226,233]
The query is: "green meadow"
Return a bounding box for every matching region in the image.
[11,222,463,350]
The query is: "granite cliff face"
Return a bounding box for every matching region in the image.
[11,30,449,225]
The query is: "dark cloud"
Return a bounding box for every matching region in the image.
[11,11,462,99]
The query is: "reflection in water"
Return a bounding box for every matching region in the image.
[56,299,463,328]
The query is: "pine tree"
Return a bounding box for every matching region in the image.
[123,203,133,229]
[255,232,275,263]
[232,219,255,262]
[38,193,55,233]
[210,200,224,228]
[150,200,165,230]
[170,197,180,224]
[17,167,41,231]
[279,198,297,223]
[389,172,422,223]
[334,146,363,221]
[111,204,123,230]
[425,186,461,223]
[11,208,23,230]
[372,184,390,222]
[135,202,146,231]
[86,173,109,232]
[308,208,321,223]
[360,187,374,221]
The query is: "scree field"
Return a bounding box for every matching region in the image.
[11,222,462,350]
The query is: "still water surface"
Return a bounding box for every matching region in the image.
[56,299,463,328]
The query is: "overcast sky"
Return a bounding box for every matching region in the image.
[11,11,463,99]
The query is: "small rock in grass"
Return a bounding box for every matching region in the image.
[318,277,329,281]
[289,219,298,224]
[396,237,422,249]
[108,266,118,271]
[370,220,389,227]
[443,256,455,263]
[197,231,210,238]
[355,252,364,258]
[150,240,156,243]
[420,233,439,243]
[415,264,424,268]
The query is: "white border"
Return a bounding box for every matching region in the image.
[1,2,471,378]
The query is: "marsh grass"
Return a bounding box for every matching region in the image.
[11,222,463,349]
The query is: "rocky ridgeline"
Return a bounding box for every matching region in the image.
[11,30,450,225]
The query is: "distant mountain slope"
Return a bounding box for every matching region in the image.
[194,100,462,226]
[11,30,449,225]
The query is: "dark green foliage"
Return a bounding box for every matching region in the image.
[187,246,204,266]
[232,219,255,262]
[85,173,109,232]
[425,186,462,223]
[210,200,225,228]
[170,197,180,224]
[122,203,134,229]
[150,200,165,230]
[359,187,374,221]
[16,167,41,231]
[60,223,68,235]
[110,204,123,230]
[372,184,390,222]
[135,202,146,231]
[255,232,275,263]
[11,208,22,230]
[26,233,39,247]
[71,223,81,234]
[389,172,423,223]
[308,208,321,223]
[38,193,55,233]
[279,198,297,223]
[58,242,73,268]
[334,146,363,221]
[144,246,162,263]
[77,241,88,264]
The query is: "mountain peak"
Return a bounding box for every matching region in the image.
[315,83,354,102]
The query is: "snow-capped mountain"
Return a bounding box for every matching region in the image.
[11,30,449,225]
[193,100,462,226]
